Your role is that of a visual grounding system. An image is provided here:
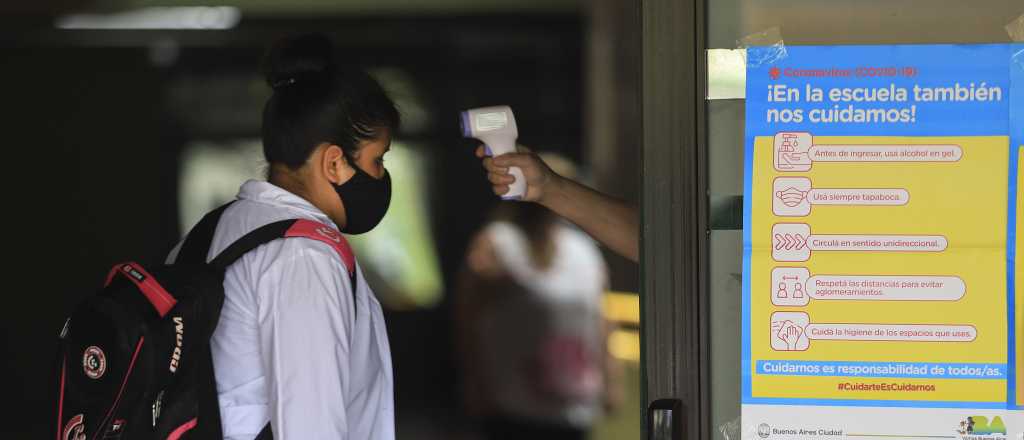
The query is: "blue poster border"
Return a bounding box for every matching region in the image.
[741,43,1019,409]
[1009,43,1024,410]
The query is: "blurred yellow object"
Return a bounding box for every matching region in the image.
[602,291,639,325]
[608,329,640,362]
[604,292,640,362]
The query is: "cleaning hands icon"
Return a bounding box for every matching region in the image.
[771,319,810,351]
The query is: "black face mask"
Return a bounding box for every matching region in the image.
[335,164,391,235]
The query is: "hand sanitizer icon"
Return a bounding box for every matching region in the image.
[774,132,813,172]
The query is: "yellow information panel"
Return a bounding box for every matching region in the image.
[750,135,1009,403]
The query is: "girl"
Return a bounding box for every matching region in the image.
[170,33,399,439]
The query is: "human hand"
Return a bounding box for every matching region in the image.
[476,145,558,203]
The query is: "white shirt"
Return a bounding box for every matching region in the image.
[168,180,395,440]
[474,221,607,426]
[486,221,606,299]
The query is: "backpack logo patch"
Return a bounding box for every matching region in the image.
[83,346,107,379]
[121,264,146,282]
[316,226,342,243]
[169,317,184,373]
[62,414,86,440]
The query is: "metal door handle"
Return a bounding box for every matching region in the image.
[647,399,684,440]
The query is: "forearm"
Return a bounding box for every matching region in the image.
[540,176,639,262]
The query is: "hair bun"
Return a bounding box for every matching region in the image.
[263,33,335,90]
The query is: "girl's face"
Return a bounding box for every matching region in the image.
[351,128,391,178]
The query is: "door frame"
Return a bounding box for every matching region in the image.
[640,0,710,438]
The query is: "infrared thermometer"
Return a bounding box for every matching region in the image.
[461,105,525,200]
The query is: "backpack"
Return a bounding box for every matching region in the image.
[54,202,357,440]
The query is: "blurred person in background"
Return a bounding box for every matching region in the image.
[477,147,639,263]
[455,153,623,440]
[168,34,400,439]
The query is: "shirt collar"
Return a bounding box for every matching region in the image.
[236,179,339,230]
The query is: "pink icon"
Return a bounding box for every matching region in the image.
[770,312,810,351]
[771,267,810,306]
[777,321,804,349]
[776,188,808,207]
[772,223,811,262]
[774,233,807,250]
[772,177,812,217]
[773,132,813,172]
[778,134,804,164]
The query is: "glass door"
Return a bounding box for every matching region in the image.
[704,1,1024,439]
[642,1,1024,439]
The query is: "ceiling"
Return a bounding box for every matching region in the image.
[3,0,581,16]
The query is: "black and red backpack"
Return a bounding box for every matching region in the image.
[54,203,357,440]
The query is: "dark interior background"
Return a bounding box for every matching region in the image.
[1,2,642,437]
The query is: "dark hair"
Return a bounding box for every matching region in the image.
[261,33,400,169]
[493,202,558,270]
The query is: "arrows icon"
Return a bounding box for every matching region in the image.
[774,233,808,250]
[771,223,947,263]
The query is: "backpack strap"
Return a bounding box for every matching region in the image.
[208,219,356,278]
[195,344,222,439]
[209,219,358,440]
[176,203,357,280]
[176,202,235,265]
[254,422,273,440]
[179,207,358,440]
[176,204,235,440]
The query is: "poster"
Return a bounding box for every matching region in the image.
[742,44,1024,439]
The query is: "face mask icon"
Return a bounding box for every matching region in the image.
[774,186,808,207]
[772,177,812,217]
